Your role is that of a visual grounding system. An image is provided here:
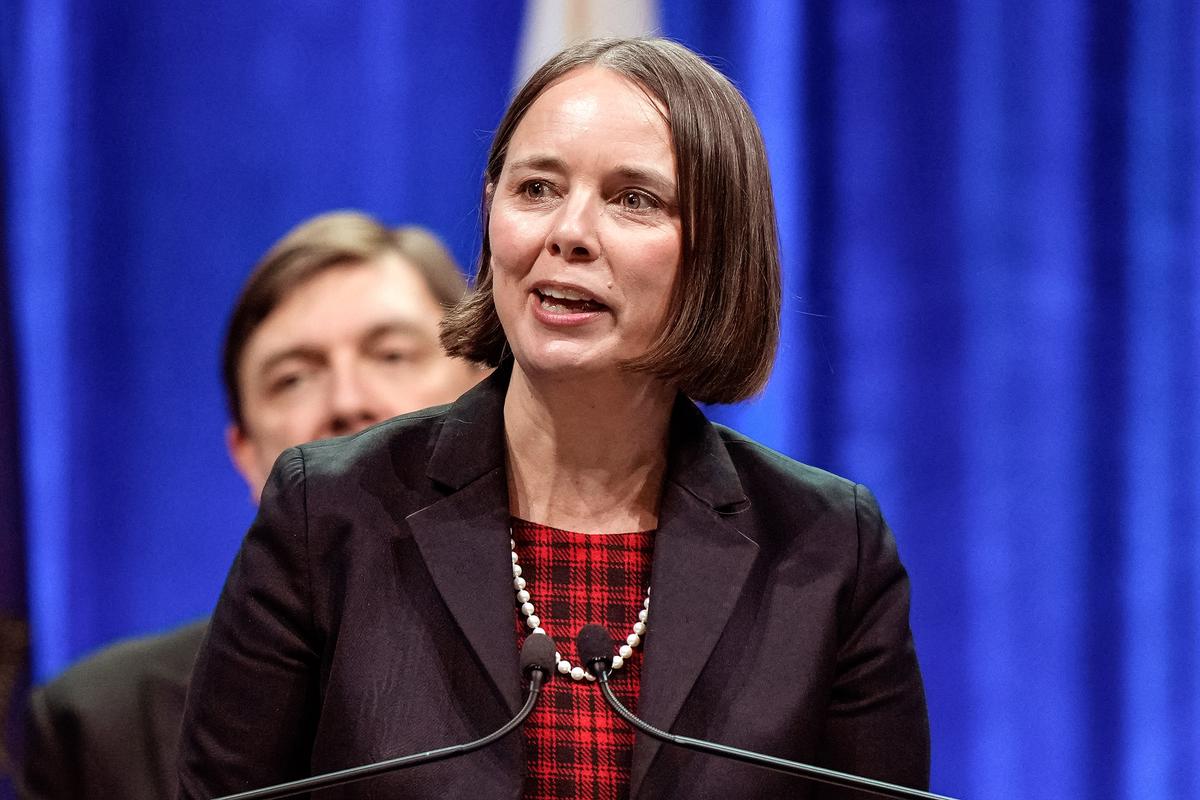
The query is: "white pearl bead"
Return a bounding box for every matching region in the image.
[554,652,561,662]
[638,609,648,622]
[510,539,515,549]
[558,660,571,674]
[585,672,596,681]
[532,627,545,635]
[517,589,530,603]
[646,587,651,595]
[627,633,641,647]
[619,644,633,659]
[610,655,624,670]
[520,602,534,616]
[570,666,585,681]
[514,577,526,590]
[633,621,646,635]
[512,564,522,578]
[526,615,541,629]
[511,551,518,563]
[644,597,651,609]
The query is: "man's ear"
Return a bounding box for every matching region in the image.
[226,423,265,504]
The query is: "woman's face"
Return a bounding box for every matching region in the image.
[488,67,682,382]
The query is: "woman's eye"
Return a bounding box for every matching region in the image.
[522,180,549,200]
[619,191,657,211]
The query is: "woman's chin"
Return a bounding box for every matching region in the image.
[515,348,612,380]
[510,337,634,380]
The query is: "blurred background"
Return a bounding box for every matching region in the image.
[1,0,1196,797]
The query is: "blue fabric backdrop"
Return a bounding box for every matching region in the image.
[2,2,1197,798]
[0,86,30,798]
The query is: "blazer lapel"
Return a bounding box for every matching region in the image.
[401,363,523,715]
[631,399,758,798]
[407,473,521,715]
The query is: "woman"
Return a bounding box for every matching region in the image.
[178,38,929,800]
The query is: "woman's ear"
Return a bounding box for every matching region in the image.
[480,183,497,246]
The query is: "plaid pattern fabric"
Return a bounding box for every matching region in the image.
[512,519,655,800]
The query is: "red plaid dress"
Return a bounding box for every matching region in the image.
[511,519,655,800]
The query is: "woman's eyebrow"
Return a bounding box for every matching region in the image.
[507,157,674,192]
[612,165,675,192]
[505,155,567,174]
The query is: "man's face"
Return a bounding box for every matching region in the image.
[228,254,483,499]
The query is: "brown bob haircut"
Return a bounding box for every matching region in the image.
[439,37,781,404]
[222,210,467,428]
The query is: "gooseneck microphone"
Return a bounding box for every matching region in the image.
[575,625,957,800]
[213,633,559,800]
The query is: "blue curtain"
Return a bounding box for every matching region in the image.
[0,99,29,799]
[3,2,1197,798]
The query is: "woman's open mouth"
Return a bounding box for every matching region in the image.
[534,287,607,314]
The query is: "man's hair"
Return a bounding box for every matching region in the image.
[439,37,781,404]
[222,210,467,427]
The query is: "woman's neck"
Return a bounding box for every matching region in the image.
[503,362,676,534]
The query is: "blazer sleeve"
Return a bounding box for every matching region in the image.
[176,448,321,799]
[816,484,931,798]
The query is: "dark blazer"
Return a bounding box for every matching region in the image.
[22,619,207,800]
[178,365,929,799]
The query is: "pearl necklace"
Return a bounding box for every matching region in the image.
[511,534,651,681]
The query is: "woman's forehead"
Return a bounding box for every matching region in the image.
[505,67,673,164]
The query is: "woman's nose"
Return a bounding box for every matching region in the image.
[545,196,600,262]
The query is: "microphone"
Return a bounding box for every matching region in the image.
[213,633,559,800]
[575,625,957,800]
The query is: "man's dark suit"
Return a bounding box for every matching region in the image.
[178,364,929,799]
[22,619,207,799]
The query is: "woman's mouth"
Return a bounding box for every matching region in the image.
[534,287,607,314]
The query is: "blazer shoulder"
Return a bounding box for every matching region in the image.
[272,405,458,540]
[293,403,451,484]
[714,424,860,508]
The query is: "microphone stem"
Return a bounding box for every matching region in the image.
[214,671,547,800]
[595,672,955,800]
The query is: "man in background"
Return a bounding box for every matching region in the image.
[20,211,484,799]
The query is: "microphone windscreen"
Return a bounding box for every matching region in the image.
[520,633,558,676]
[576,624,615,670]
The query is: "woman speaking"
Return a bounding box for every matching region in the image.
[178,37,929,800]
